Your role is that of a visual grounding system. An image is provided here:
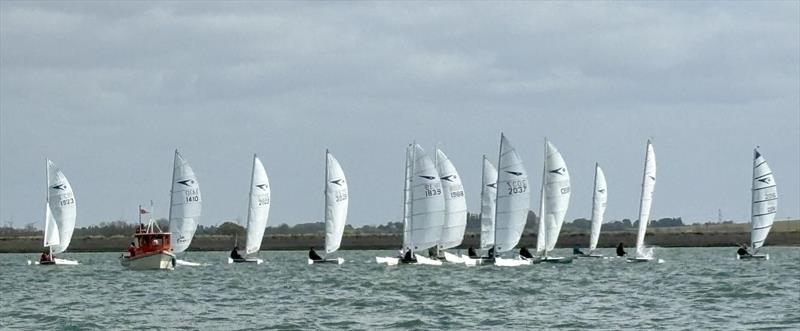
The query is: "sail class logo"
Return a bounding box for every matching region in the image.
[51,184,67,190]
[331,179,345,186]
[549,167,566,175]
[487,183,497,189]
[649,175,656,181]
[506,171,522,176]
[440,175,456,182]
[177,179,195,187]
[256,183,268,190]
[759,177,771,184]
[419,175,436,180]
[598,189,606,193]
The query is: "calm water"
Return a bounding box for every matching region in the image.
[1,247,799,330]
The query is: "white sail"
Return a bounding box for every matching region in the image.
[169,150,202,253]
[542,140,571,252]
[403,145,412,249]
[493,134,530,253]
[635,141,656,256]
[588,164,607,252]
[47,160,76,254]
[435,148,467,250]
[751,149,777,252]
[480,156,498,250]
[325,151,349,254]
[43,203,60,248]
[245,155,270,255]
[404,144,445,251]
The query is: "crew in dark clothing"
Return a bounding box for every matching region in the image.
[308,247,323,261]
[616,242,627,257]
[127,242,136,257]
[519,247,534,259]
[230,246,243,260]
[467,246,478,259]
[487,247,495,258]
[737,244,751,257]
[428,247,438,259]
[573,246,586,256]
[40,250,51,263]
[401,248,416,263]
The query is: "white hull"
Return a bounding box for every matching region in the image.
[462,256,494,266]
[494,257,531,267]
[175,259,204,267]
[120,251,176,270]
[736,254,769,260]
[375,256,399,265]
[228,257,264,264]
[308,257,344,265]
[442,251,463,263]
[533,256,573,264]
[626,256,665,263]
[375,254,442,266]
[27,257,79,266]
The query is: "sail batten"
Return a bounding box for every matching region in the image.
[588,164,607,252]
[245,155,270,255]
[493,134,530,253]
[46,160,76,254]
[479,156,498,250]
[635,141,656,256]
[169,150,202,254]
[436,149,467,250]
[324,152,349,254]
[750,149,777,252]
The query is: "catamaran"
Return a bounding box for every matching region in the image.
[466,134,531,267]
[120,202,176,270]
[433,148,467,263]
[30,160,78,266]
[579,163,607,258]
[309,150,348,264]
[376,143,445,266]
[168,150,203,266]
[462,156,498,265]
[229,154,270,264]
[737,148,778,260]
[533,139,572,264]
[627,140,658,263]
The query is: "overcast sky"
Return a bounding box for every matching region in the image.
[1,1,798,229]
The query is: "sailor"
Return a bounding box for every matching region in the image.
[737,244,751,257]
[519,247,534,259]
[230,246,243,260]
[402,247,416,263]
[428,247,437,259]
[40,250,50,262]
[467,246,478,259]
[308,247,323,261]
[573,245,586,256]
[616,242,627,257]
[487,247,495,258]
[128,242,136,257]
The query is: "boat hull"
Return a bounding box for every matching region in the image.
[28,257,80,266]
[533,256,574,264]
[120,251,176,270]
[494,257,531,267]
[736,254,769,260]
[308,257,344,265]
[228,257,264,264]
[375,256,399,265]
[442,251,463,263]
[375,254,442,266]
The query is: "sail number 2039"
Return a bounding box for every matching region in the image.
[507,180,527,195]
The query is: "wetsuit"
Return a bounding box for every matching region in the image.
[468,247,478,259]
[402,249,416,263]
[573,247,586,256]
[519,247,534,259]
[230,248,243,260]
[616,243,626,257]
[737,247,750,257]
[309,248,323,261]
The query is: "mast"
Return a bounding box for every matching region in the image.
[480,155,486,251]
[46,158,52,256]
[750,148,757,251]
[492,133,503,256]
[589,163,599,251]
[402,144,411,251]
[324,149,329,252]
[409,142,416,252]
[537,138,547,256]
[635,139,652,252]
[245,153,257,255]
[168,149,177,230]
[434,145,440,256]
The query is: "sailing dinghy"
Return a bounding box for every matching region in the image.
[29,160,78,266]
[229,154,270,264]
[433,148,467,263]
[120,202,176,270]
[737,148,777,260]
[627,140,661,263]
[168,150,204,266]
[309,150,348,265]
[376,144,445,266]
[578,163,607,258]
[463,156,498,266]
[533,140,573,264]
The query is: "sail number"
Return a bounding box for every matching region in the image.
[506,180,527,195]
[59,197,75,206]
[450,190,465,198]
[335,191,348,202]
[257,195,270,206]
[424,183,442,197]
[764,192,777,199]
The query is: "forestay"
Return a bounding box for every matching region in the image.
[480,156,498,250]
[245,155,271,255]
[47,160,76,254]
[169,150,202,253]
[325,151,349,254]
[751,149,778,252]
[436,148,467,250]
[588,164,607,252]
[635,141,656,256]
[542,140,571,252]
[493,134,530,253]
[404,144,445,252]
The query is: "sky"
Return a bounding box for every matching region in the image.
[1,1,798,229]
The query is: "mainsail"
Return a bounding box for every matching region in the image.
[493,134,530,253]
[325,151,349,254]
[46,160,76,254]
[480,156,498,250]
[540,140,571,252]
[169,150,202,253]
[588,164,607,252]
[751,149,778,252]
[245,155,270,255]
[435,148,467,250]
[403,144,445,251]
[635,140,656,256]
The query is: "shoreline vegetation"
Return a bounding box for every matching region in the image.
[1,216,797,253]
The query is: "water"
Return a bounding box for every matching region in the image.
[1,247,798,330]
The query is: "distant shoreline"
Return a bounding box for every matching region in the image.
[1,230,797,253]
